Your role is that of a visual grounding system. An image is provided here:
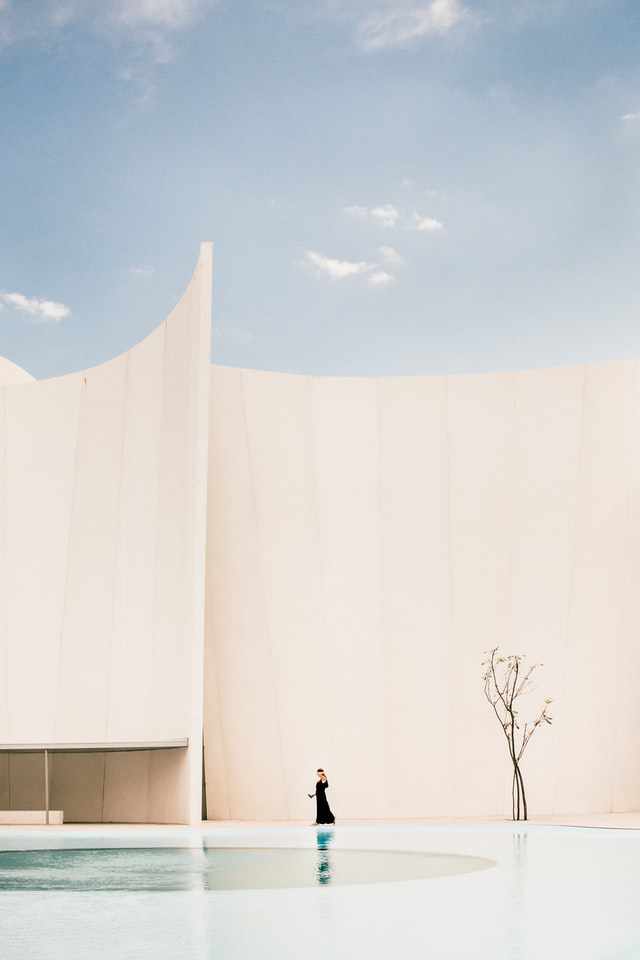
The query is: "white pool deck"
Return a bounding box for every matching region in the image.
[2,815,640,959]
[1,810,639,836]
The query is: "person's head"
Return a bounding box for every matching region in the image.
[317,768,326,780]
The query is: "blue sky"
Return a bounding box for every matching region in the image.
[1,0,639,378]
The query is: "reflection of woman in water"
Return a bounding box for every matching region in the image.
[308,768,335,825]
[315,829,334,885]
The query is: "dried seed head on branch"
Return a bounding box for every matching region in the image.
[481,647,553,821]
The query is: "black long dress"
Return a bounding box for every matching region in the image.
[314,779,335,825]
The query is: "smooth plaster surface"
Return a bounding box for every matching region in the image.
[205,362,640,820]
[0,245,212,823]
[3,245,639,825]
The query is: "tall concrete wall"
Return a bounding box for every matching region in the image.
[3,246,638,824]
[0,244,212,823]
[204,361,640,820]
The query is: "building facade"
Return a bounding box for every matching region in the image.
[2,245,639,822]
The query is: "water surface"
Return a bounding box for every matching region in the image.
[0,842,493,891]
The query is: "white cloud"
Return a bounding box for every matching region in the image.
[621,112,640,121]
[413,212,444,232]
[112,0,203,29]
[370,204,400,227]
[379,244,403,265]
[0,291,70,322]
[304,250,374,279]
[1,2,216,77]
[357,0,465,51]
[344,204,368,220]
[130,265,155,277]
[43,0,212,31]
[368,270,396,288]
[303,248,400,291]
[344,203,400,227]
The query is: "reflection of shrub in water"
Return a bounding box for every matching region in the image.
[316,828,334,885]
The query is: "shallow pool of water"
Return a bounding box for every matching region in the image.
[2,823,640,959]
[0,842,493,891]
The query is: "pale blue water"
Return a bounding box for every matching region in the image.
[0,844,492,891]
[1,823,640,959]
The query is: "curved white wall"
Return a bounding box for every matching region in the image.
[204,360,640,820]
[3,247,637,823]
[0,357,33,386]
[0,244,212,823]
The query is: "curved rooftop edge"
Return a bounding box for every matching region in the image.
[0,242,212,826]
[1,242,212,388]
[205,347,640,821]
[210,352,638,382]
[0,356,34,385]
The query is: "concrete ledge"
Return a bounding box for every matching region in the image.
[0,740,188,753]
[0,811,63,825]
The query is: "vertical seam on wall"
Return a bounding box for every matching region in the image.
[209,541,231,820]
[189,262,213,821]
[611,361,639,813]
[145,748,153,824]
[100,752,107,823]
[151,322,168,726]
[206,376,231,818]
[307,378,332,793]
[375,379,388,817]
[506,374,520,818]
[240,370,290,819]
[509,375,519,658]
[148,321,167,822]
[553,366,587,814]
[443,376,455,809]
[624,360,640,810]
[105,354,130,742]
[444,378,454,625]
[189,256,211,826]
[53,377,83,739]
[207,471,231,819]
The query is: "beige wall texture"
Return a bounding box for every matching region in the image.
[204,362,640,820]
[0,244,212,824]
[3,245,639,824]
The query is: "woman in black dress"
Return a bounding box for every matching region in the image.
[308,768,335,825]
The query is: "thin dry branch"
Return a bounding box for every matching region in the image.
[481,647,553,821]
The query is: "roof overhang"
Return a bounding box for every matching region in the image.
[0,739,189,753]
